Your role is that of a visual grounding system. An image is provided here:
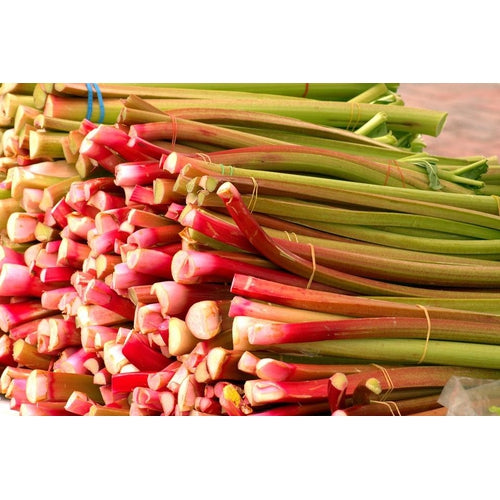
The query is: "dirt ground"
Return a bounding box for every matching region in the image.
[398,83,500,159]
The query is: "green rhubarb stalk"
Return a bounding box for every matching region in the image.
[217,183,500,297]
[130,105,406,150]
[120,82,400,100]
[287,218,500,257]
[123,97,447,136]
[178,157,498,214]
[276,238,500,288]
[368,297,500,314]
[33,114,82,132]
[248,316,500,345]
[354,111,388,136]
[348,83,396,103]
[29,130,66,159]
[196,192,500,241]
[52,82,309,101]
[267,338,500,370]
[205,145,440,191]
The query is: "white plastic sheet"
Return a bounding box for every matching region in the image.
[438,376,500,416]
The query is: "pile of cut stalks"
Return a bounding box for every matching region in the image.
[1,82,499,416]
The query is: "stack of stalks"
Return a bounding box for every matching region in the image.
[1,82,500,416]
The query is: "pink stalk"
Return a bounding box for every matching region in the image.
[206,347,248,381]
[126,224,182,248]
[0,263,52,297]
[88,229,129,257]
[159,391,176,415]
[81,325,119,352]
[102,342,130,375]
[66,213,96,240]
[111,371,151,393]
[134,302,164,334]
[123,185,155,208]
[86,125,153,162]
[121,330,172,372]
[95,254,122,279]
[127,284,158,305]
[41,286,76,310]
[255,358,373,382]
[66,177,121,208]
[228,296,346,323]
[183,341,211,373]
[83,356,104,375]
[330,365,500,400]
[125,248,173,278]
[23,243,44,269]
[5,378,28,407]
[178,205,255,253]
[34,249,59,269]
[147,361,182,390]
[87,190,126,212]
[58,347,99,374]
[19,402,74,416]
[165,202,185,221]
[127,135,173,159]
[64,390,96,415]
[171,249,332,290]
[177,374,204,412]
[25,369,104,404]
[57,238,92,268]
[230,274,500,324]
[37,316,80,352]
[49,198,73,228]
[76,304,130,328]
[94,368,112,386]
[0,300,55,332]
[0,245,26,267]
[21,188,44,213]
[39,266,75,284]
[167,317,199,357]
[10,318,47,341]
[231,316,279,351]
[185,299,233,340]
[111,263,159,289]
[166,363,190,394]
[94,206,133,233]
[79,139,123,174]
[237,351,260,376]
[114,161,174,187]
[0,334,15,366]
[59,293,83,318]
[194,396,222,415]
[328,372,349,412]
[132,386,164,412]
[129,122,177,142]
[1,366,31,394]
[127,209,172,228]
[244,378,329,406]
[151,281,234,317]
[83,279,143,322]
[249,316,500,345]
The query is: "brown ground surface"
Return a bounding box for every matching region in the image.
[398,83,500,159]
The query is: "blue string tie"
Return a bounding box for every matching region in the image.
[85,83,105,123]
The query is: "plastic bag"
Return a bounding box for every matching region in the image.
[438,376,500,416]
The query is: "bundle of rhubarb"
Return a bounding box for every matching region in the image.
[1,82,500,416]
